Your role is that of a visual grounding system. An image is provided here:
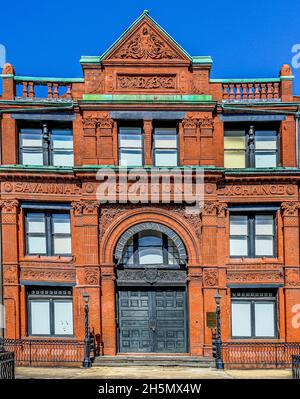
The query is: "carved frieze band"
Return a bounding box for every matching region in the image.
[182,117,214,130]
[116,268,186,286]
[20,268,76,283]
[118,75,176,89]
[227,270,283,283]
[71,200,99,216]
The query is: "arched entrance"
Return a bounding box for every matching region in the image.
[115,222,188,353]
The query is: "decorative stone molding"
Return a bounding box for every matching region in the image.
[113,25,178,60]
[227,270,283,283]
[187,271,202,282]
[71,200,99,215]
[117,75,176,90]
[281,201,300,217]
[115,222,187,264]
[116,268,186,286]
[20,268,76,283]
[203,269,218,287]
[0,199,19,213]
[285,268,300,287]
[85,268,100,285]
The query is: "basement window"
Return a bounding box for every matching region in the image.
[231,289,278,339]
[27,287,73,336]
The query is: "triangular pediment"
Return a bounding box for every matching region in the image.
[102,11,190,62]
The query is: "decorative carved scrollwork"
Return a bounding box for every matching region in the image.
[114,25,178,60]
[116,268,186,286]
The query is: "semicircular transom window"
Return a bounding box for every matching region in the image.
[122,230,180,266]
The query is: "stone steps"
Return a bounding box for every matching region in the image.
[93,355,215,368]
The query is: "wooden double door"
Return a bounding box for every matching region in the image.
[117,288,188,353]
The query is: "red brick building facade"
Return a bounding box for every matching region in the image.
[0,11,300,364]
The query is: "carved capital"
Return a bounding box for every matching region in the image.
[203,201,218,215]
[101,267,116,282]
[97,115,114,129]
[0,200,19,213]
[71,200,99,215]
[281,201,300,216]
[217,202,228,217]
[199,116,214,130]
[182,117,200,129]
[82,117,97,129]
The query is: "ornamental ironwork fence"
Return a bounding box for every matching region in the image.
[292,355,300,379]
[1,338,86,367]
[0,350,15,379]
[220,342,300,369]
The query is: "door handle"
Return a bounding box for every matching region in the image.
[149,320,156,332]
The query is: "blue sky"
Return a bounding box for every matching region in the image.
[1,0,300,93]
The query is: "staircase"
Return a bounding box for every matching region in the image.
[93,355,215,368]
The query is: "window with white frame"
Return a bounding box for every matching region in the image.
[27,287,73,336]
[25,210,71,256]
[19,122,74,167]
[229,212,276,257]
[231,289,277,338]
[224,124,279,168]
[153,127,178,167]
[118,126,143,166]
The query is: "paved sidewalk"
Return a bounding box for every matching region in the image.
[15,366,292,379]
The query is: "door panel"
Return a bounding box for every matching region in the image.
[117,288,187,353]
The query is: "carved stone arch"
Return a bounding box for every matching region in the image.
[114,222,187,264]
[100,208,200,265]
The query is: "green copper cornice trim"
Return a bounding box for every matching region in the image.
[0,74,14,78]
[280,75,294,80]
[191,56,213,65]
[13,76,84,83]
[81,94,213,103]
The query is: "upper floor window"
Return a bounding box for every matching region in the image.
[19,122,74,167]
[153,127,178,167]
[224,124,279,168]
[25,210,71,256]
[231,289,277,339]
[230,212,276,258]
[27,287,73,336]
[118,126,143,166]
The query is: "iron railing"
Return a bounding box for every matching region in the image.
[1,338,86,367]
[0,351,15,379]
[292,355,300,379]
[221,342,300,368]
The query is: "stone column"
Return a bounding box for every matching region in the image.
[0,200,20,338]
[143,120,153,166]
[71,200,101,341]
[187,267,204,355]
[281,201,300,341]
[97,114,115,165]
[82,117,98,165]
[100,264,117,355]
